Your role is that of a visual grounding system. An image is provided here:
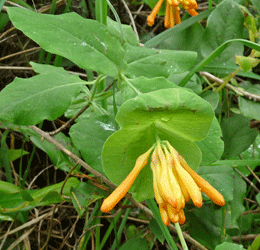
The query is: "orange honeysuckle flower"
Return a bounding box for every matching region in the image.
[101,141,225,226]
[147,0,198,28]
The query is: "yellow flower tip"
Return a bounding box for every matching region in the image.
[159,204,171,226]
[167,204,179,223]
[147,0,164,27]
[168,0,179,7]
[147,15,155,27]
[100,197,114,212]
[178,209,186,224]
[187,8,198,16]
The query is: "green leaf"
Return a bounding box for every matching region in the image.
[0,13,9,31]
[0,63,84,125]
[116,88,214,141]
[0,181,22,194]
[106,17,139,46]
[239,87,260,120]
[27,129,80,172]
[7,7,126,76]
[123,44,197,78]
[215,242,246,250]
[186,205,223,249]
[250,234,260,250]
[21,190,34,202]
[251,0,260,13]
[121,76,178,101]
[235,56,260,73]
[102,89,214,202]
[118,238,149,250]
[32,177,80,200]
[149,218,165,244]
[230,171,246,226]
[196,117,224,165]
[71,182,103,217]
[155,22,204,52]
[69,115,117,174]
[256,193,260,206]
[168,72,202,94]
[200,0,244,62]
[197,165,233,202]
[200,91,219,110]
[7,149,29,162]
[145,9,213,48]
[221,115,258,158]
[102,126,201,202]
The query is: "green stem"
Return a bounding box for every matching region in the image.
[174,223,188,250]
[95,0,107,25]
[90,75,106,102]
[208,0,212,10]
[146,199,178,250]
[120,74,142,95]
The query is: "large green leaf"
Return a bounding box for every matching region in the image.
[200,90,219,111]
[200,0,244,62]
[0,178,79,212]
[0,63,84,125]
[251,0,260,13]
[69,115,117,174]
[215,242,246,250]
[197,165,233,202]
[121,76,178,101]
[27,128,80,172]
[116,88,214,141]
[71,182,104,217]
[155,22,204,52]
[196,117,224,166]
[186,205,223,249]
[229,171,246,226]
[102,88,214,202]
[123,44,197,78]
[239,87,260,120]
[102,126,202,202]
[7,7,126,76]
[106,17,139,46]
[221,115,258,159]
[118,238,149,250]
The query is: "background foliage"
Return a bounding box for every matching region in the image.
[0,0,260,249]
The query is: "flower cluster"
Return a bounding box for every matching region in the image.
[101,141,225,225]
[147,0,198,28]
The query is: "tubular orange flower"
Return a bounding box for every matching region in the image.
[101,140,225,226]
[100,146,153,212]
[147,0,198,28]
[179,155,225,206]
